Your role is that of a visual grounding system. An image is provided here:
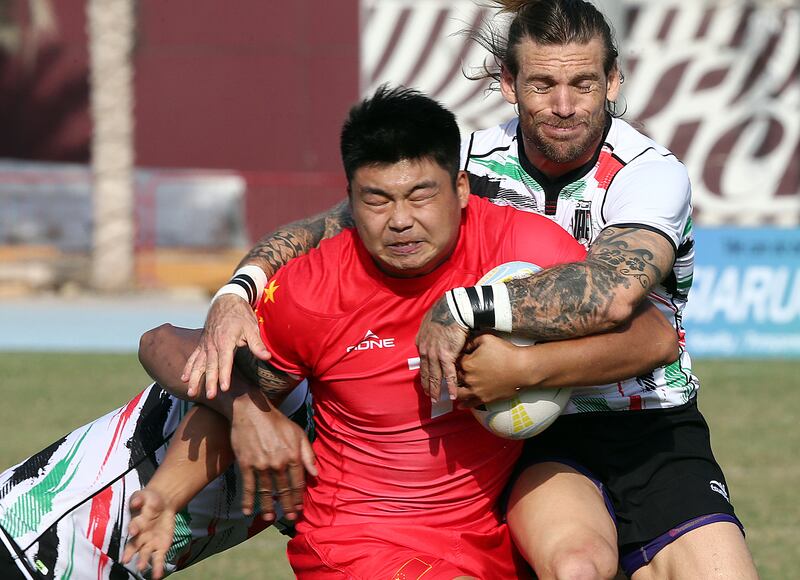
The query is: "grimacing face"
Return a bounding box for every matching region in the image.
[350,158,469,278]
[500,36,621,177]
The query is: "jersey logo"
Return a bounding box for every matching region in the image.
[709,480,730,502]
[573,200,593,248]
[346,330,396,353]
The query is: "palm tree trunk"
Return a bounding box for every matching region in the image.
[88,0,135,291]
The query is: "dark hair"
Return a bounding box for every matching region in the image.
[470,0,623,112]
[340,85,461,184]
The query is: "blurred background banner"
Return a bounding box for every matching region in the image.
[0,0,798,355]
[684,227,800,357]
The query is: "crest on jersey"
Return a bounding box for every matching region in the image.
[573,201,593,248]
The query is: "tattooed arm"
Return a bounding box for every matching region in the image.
[506,227,674,340]
[236,199,354,276]
[458,300,679,405]
[184,200,353,399]
[417,226,675,400]
[232,347,302,402]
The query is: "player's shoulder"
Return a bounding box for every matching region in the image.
[607,118,685,170]
[269,229,370,316]
[605,118,689,192]
[462,117,519,162]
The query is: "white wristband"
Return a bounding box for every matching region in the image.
[211,265,268,308]
[446,287,472,329]
[445,283,512,332]
[212,283,250,305]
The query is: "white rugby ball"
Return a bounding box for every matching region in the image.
[469,262,571,440]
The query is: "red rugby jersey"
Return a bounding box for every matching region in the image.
[256,196,585,534]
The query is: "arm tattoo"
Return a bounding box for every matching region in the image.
[237,199,354,276]
[233,348,298,401]
[506,227,671,341]
[430,296,457,327]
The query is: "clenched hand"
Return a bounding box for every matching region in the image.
[458,333,530,407]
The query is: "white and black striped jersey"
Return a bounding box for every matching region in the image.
[462,116,697,413]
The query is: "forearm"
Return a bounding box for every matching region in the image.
[505,260,629,341]
[506,226,674,341]
[514,302,679,389]
[145,406,234,512]
[232,347,301,404]
[237,199,352,276]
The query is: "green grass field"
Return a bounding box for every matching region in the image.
[0,353,797,579]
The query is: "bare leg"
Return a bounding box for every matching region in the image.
[508,462,618,580]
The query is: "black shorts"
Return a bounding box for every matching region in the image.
[517,398,740,551]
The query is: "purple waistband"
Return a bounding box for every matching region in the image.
[620,513,744,577]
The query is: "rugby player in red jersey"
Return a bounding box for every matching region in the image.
[125,86,677,579]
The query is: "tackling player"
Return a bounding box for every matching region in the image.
[124,86,678,579]
[0,379,312,580]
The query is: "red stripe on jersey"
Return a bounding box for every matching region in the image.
[630,395,643,410]
[87,485,113,580]
[97,553,110,580]
[101,390,145,469]
[595,149,625,190]
[648,292,678,313]
[88,485,113,549]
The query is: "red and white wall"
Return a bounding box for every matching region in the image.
[361,0,799,226]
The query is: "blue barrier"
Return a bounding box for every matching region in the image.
[683,228,800,357]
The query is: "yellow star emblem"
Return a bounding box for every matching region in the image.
[263,280,279,303]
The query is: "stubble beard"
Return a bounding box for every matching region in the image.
[525,114,607,166]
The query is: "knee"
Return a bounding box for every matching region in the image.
[547,543,618,580]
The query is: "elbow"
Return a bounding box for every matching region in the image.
[651,319,680,367]
[138,323,175,371]
[598,298,639,332]
[656,334,680,367]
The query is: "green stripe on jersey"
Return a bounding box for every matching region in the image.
[559,181,587,200]
[60,526,76,579]
[1,428,92,536]
[470,156,542,190]
[167,509,193,561]
[570,396,612,413]
[683,216,693,236]
[664,360,689,390]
